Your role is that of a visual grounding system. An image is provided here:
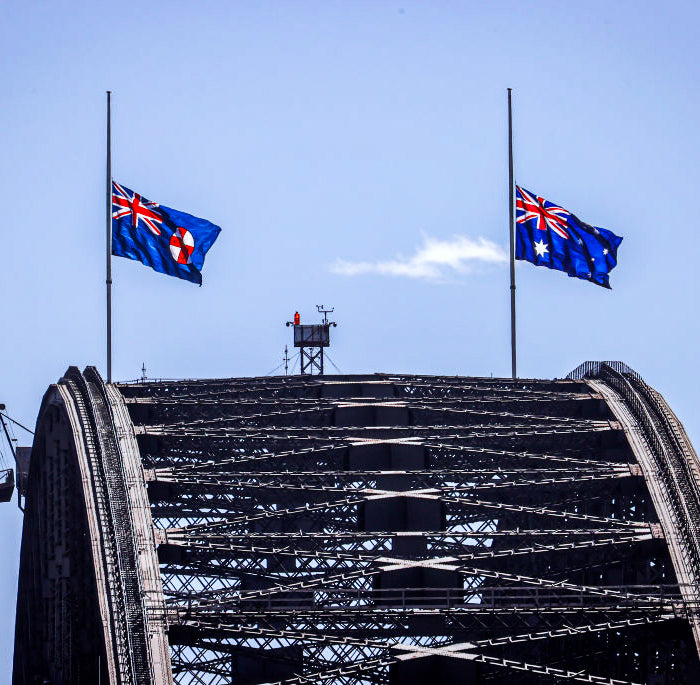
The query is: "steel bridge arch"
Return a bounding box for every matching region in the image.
[12,363,700,684]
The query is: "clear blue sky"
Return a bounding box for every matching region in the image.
[1,0,698,677]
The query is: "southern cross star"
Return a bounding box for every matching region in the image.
[534,239,549,257]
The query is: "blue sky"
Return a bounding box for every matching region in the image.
[1,0,698,677]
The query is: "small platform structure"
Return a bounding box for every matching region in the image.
[286,305,337,375]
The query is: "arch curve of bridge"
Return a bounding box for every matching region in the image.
[12,363,700,685]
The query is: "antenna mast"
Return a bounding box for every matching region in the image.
[317,304,334,325]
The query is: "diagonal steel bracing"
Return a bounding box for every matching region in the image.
[13,364,700,684]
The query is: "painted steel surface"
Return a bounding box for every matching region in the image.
[13,365,700,684]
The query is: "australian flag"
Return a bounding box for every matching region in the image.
[111,182,221,285]
[515,186,622,288]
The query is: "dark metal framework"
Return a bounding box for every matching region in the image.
[293,324,329,375]
[0,468,13,502]
[13,363,700,684]
[287,306,337,376]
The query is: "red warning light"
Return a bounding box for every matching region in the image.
[294,311,300,326]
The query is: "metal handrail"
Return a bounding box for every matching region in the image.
[567,361,640,381]
[575,363,700,591]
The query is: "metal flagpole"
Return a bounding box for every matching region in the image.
[106,91,112,383]
[508,88,517,380]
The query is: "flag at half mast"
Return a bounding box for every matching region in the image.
[515,186,622,288]
[111,182,221,285]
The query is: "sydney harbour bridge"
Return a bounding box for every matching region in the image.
[11,362,700,684]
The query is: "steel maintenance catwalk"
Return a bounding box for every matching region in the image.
[12,363,700,684]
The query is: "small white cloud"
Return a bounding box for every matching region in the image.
[331,235,507,281]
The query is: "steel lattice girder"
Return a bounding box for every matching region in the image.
[12,363,700,684]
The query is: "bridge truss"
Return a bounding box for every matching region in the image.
[12,363,700,684]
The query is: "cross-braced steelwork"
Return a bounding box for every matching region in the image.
[13,363,700,683]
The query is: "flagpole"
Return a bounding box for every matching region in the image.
[106,91,112,383]
[508,88,517,380]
